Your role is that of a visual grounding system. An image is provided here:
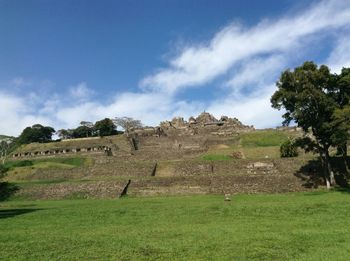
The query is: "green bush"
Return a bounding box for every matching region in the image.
[0,164,9,178]
[6,160,34,168]
[280,139,298,158]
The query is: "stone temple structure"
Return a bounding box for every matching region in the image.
[130,112,254,137]
[12,112,253,159]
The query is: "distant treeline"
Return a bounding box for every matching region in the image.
[56,118,122,140]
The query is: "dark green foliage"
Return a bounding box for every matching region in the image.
[6,160,33,168]
[0,164,9,178]
[17,124,55,144]
[56,129,72,139]
[73,126,92,138]
[94,118,117,136]
[280,139,298,158]
[0,182,18,201]
[58,118,119,139]
[271,61,350,187]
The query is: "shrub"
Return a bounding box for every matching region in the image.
[280,139,298,158]
[0,164,9,177]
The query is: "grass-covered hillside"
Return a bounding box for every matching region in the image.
[13,134,129,153]
[1,128,330,200]
[0,135,14,141]
[202,129,305,160]
[1,192,350,260]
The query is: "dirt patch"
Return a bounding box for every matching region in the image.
[210,144,230,150]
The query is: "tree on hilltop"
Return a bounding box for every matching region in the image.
[0,137,15,165]
[271,61,350,189]
[94,118,116,137]
[17,124,55,144]
[79,121,94,137]
[56,129,72,140]
[113,117,142,134]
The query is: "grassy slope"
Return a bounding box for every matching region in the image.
[14,135,127,153]
[202,130,294,160]
[3,157,89,182]
[5,157,87,169]
[1,192,350,260]
[0,135,12,140]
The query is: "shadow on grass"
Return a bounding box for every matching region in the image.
[332,187,350,193]
[0,182,19,201]
[0,208,42,219]
[294,157,349,189]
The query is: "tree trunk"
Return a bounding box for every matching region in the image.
[320,149,334,189]
[325,150,336,186]
[341,143,349,173]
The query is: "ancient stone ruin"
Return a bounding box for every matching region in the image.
[13,145,113,158]
[130,112,254,137]
[12,112,253,159]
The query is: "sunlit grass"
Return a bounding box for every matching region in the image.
[240,130,288,147]
[1,192,350,260]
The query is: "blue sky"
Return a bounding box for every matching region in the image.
[1,0,350,136]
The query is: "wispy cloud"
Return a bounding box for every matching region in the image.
[326,35,350,73]
[1,0,350,135]
[69,82,94,100]
[0,91,53,135]
[10,77,31,88]
[140,0,350,94]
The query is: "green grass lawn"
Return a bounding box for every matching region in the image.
[5,157,87,170]
[1,192,350,260]
[240,130,288,147]
[201,154,232,161]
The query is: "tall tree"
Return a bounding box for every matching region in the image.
[0,138,14,165]
[331,68,350,161]
[79,121,94,137]
[56,129,73,140]
[271,61,341,188]
[113,117,142,134]
[17,124,55,144]
[94,118,116,137]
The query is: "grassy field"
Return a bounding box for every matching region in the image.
[1,191,350,260]
[2,157,90,183]
[5,157,87,169]
[240,130,289,147]
[201,130,294,160]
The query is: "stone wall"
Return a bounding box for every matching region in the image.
[12,145,112,158]
[130,112,254,138]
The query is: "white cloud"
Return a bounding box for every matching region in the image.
[207,85,283,128]
[140,0,350,93]
[326,36,350,73]
[0,92,53,136]
[10,77,31,88]
[225,55,285,95]
[69,82,94,100]
[1,0,350,136]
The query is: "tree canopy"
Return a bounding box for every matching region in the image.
[17,124,55,145]
[113,117,142,133]
[94,118,117,137]
[271,61,350,188]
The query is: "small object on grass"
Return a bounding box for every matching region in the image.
[224,194,231,201]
